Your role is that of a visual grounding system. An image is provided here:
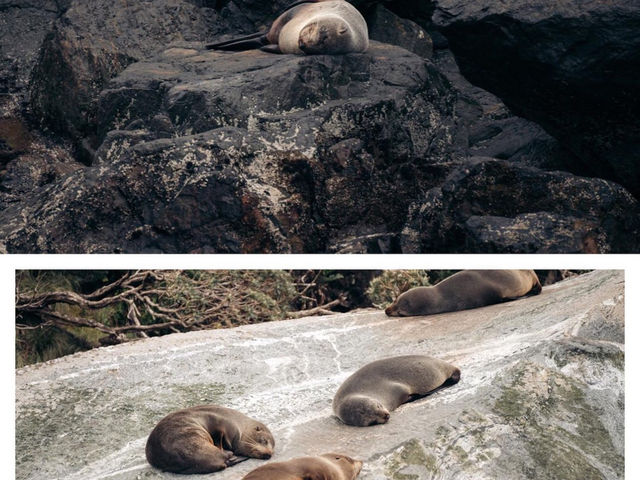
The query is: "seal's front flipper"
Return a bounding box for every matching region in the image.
[225,455,249,466]
[260,44,282,54]
[206,32,268,51]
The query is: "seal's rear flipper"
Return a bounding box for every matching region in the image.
[206,32,268,51]
[260,44,282,54]
[225,455,249,466]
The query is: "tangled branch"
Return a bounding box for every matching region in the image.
[16,270,344,346]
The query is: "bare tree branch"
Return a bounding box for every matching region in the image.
[16,270,349,349]
[287,297,345,319]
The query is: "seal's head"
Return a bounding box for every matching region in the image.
[385,287,432,317]
[320,453,363,480]
[298,19,352,54]
[337,395,390,426]
[236,421,275,459]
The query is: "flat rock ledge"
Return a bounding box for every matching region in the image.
[16,270,624,480]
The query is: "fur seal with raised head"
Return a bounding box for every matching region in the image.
[145,405,274,474]
[385,270,542,317]
[206,0,369,55]
[333,355,460,427]
[242,453,363,480]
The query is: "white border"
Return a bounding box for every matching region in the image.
[3,253,639,270]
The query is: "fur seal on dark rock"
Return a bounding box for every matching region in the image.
[145,405,274,474]
[333,355,460,426]
[206,1,369,55]
[242,453,363,480]
[385,270,542,317]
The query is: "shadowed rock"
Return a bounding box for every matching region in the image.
[401,158,640,253]
[431,0,640,198]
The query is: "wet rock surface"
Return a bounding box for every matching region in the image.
[15,270,624,479]
[1,0,639,253]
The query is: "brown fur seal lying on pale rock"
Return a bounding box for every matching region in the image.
[206,0,369,55]
[242,453,363,480]
[385,270,542,317]
[333,355,461,426]
[145,405,274,474]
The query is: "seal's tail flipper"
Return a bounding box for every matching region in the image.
[206,32,269,51]
[260,44,282,54]
[225,455,249,466]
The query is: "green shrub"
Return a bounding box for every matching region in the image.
[366,270,432,308]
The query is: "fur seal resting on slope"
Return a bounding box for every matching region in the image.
[206,0,369,55]
[145,405,274,474]
[333,355,460,426]
[385,270,542,317]
[242,453,363,480]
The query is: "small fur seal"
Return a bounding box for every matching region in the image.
[145,405,274,474]
[333,355,460,427]
[385,270,542,317]
[242,453,363,480]
[206,0,369,55]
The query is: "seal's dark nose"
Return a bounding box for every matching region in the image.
[385,305,394,315]
[298,39,307,52]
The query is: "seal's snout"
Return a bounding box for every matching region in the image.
[385,304,396,316]
[261,452,272,460]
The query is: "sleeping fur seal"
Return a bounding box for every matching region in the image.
[242,453,363,480]
[145,405,274,474]
[206,0,369,55]
[385,270,542,317]
[333,355,460,427]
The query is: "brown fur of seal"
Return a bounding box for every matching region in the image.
[385,270,542,317]
[333,355,460,427]
[206,0,368,55]
[145,405,274,474]
[242,453,363,480]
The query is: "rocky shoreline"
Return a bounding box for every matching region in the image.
[1,0,638,253]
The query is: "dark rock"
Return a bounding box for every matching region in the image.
[432,48,577,171]
[366,5,433,58]
[28,0,222,139]
[0,139,81,209]
[0,118,31,163]
[1,0,639,253]
[401,158,640,253]
[0,0,64,115]
[0,43,459,253]
[432,0,640,198]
